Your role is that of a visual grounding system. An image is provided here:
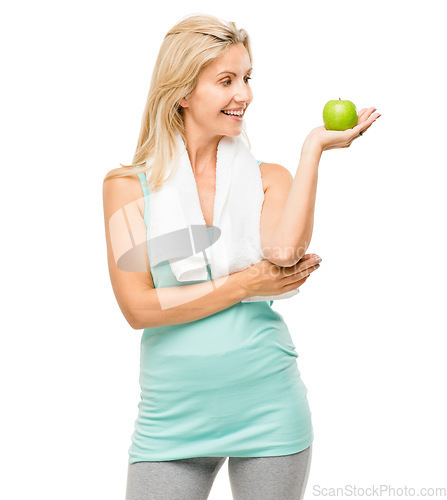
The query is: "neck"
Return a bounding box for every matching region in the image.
[181,129,225,176]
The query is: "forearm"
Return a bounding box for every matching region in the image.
[131,270,250,329]
[270,138,323,266]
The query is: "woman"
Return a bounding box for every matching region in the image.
[103,14,380,500]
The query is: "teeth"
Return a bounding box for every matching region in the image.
[222,110,243,116]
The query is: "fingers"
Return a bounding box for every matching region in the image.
[352,107,380,139]
[282,276,308,291]
[299,253,314,262]
[281,256,321,277]
[289,253,315,265]
[360,113,380,133]
[357,107,379,125]
[297,254,321,270]
[283,263,320,285]
[358,108,367,118]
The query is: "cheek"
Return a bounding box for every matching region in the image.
[192,84,227,115]
[201,85,225,107]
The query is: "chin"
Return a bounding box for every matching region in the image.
[224,129,242,137]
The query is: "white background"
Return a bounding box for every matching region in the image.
[2,0,446,498]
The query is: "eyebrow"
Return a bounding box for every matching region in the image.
[217,67,253,77]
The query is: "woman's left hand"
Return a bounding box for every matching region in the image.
[307,107,381,151]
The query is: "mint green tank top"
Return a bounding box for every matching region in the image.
[128,160,313,462]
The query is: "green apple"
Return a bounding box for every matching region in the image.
[323,98,358,131]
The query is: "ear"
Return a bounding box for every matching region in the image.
[179,98,188,108]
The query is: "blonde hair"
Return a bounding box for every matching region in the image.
[105,13,253,191]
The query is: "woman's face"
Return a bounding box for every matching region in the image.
[180,43,253,137]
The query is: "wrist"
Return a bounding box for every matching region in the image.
[303,134,324,156]
[234,269,252,300]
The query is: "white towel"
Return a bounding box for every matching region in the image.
[146,130,299,303]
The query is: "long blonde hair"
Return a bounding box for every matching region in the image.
[105,13,253,191]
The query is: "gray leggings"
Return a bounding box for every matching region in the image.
[125,445,312,500]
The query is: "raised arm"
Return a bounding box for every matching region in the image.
[261,108,381,267]
[260,138,323,267]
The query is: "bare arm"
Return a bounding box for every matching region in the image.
[262,109,381,266]
[131,271,249,330]
[261,138,323,267]
[131,257,321,329]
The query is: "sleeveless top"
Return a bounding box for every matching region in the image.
[128,160,314,463]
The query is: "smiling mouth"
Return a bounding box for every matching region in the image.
[221,110,245,120]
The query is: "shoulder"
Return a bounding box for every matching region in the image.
[259,162,293,193]
[103,166,141,183]
[103,167,143,189]
[103,167,145,215]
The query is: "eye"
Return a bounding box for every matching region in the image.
[222,77,252,86]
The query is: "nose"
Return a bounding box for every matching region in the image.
[233,80,252,104]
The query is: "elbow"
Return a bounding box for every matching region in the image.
[122,308,143,330]
[275,253,300,268]
[127,314,141,331]
[127,309,157,330]
[262,240,310,267]
[129,318,142,330]
[282,246,308,267]
[126,293,159,330]
[262,246,296,267]
[284,233,313,266]
[262,227,312,267]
